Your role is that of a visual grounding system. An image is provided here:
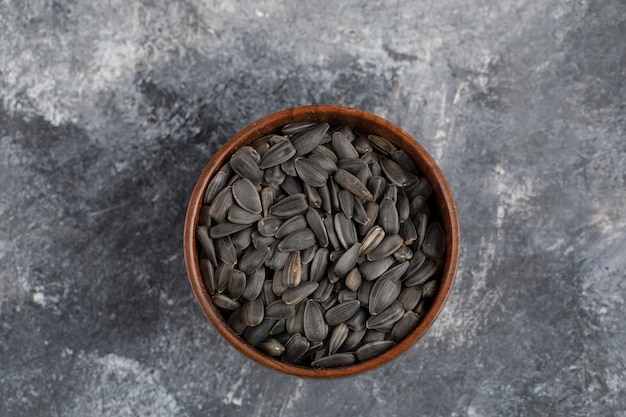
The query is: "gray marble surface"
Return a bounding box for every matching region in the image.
[1,1,625,416]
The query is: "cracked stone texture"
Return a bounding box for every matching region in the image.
[1,0,625,416]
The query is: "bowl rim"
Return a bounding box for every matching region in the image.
[184,104,460,378]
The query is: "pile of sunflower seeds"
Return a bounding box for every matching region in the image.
[196,122,446,368]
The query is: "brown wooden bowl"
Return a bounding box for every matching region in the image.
[184,105,460,378]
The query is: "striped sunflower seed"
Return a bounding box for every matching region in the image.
[338,190,355,219]
[345,268,362,291]
[369,275,402,315]
[390,149,418,175]
[362,329,386,343]
[242,298,265,327]
[196,225,217,266]
[323,214,341,250]
[228,308,246,335]
[286,303,305,335]
[367,134,397,155]
[384,184,398,202]
[264,165,285,185]
[258,338,285,357]
[353,198,368,225]
[414,212,428,250]
[304,300,328,342]
[303,183,322,209]
[262,281,277,305]
[282,281,319,305]
[282,333,310,362]
[238,246,271,275]
[243,319,277,346]
[233,226,253,250]
[328,323,349,354]
[294,157,328,187]
[338,157,367,174]
[282,251,302,287]
[242,268,265,301]
[291,123,330,156]
[227,269,246,300]
[359,225,385,256]
[280,158,297,177]
[270,319,287,336]
[334,212,358,249]
[198,205,212,228]
[265,300,297,319]
[230,148,264,184]
[380,157,418,187]
[208,186,234,222]
[259,140,297,169]
[366,301,404,332]
[366,234,404,261]
[334,243,361,277]
[312,277,334,302]
[393,245,413,262]
[378,261,410,282]
[204,171,228,205]
[333,169,374,202]
[231,178,262,214]
[301,244,317,264]
[332,131,359,160]
[209,221,251,238]
[275,215,308,239]
[319,183,332,214]
[216,263,233,293]
[358,202,380,235]
[200,258,216,295]
[325,300,361,326]
[272,269,287,296]
[269,193,309,217]
[345,307,369,331]
[280,174,304,195]
[405,259,437,287]
[399,217,418,245]
[309,247,329,282]
[306,208,329,248]
[355,340,395,362]
[378,197,400,235]
[257,216,283,237]
[228,206,262,225]
[406,176,433,200]
[391,311,421,342]
[344,327,367,350]
[212,294,240,311]
[359,256,395,281]
[397,191,410,222]
[261,187,275,217]
[311,353,355,368]
[308,153,338,175]
[215,236,237,265]
[278,228,316,252]
[332,125,356,141]
[422,222,446,260]
[397,285,422,311]
[357,279,373,307]
[339,291,358,304]
[282,121,317,135]
[353,135,373,154]
[266,246,290,270]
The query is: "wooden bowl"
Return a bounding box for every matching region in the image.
[184,105,460,378]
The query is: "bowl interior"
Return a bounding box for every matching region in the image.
[184,105,460,378]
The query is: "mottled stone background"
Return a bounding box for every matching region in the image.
[1,0,625,416]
